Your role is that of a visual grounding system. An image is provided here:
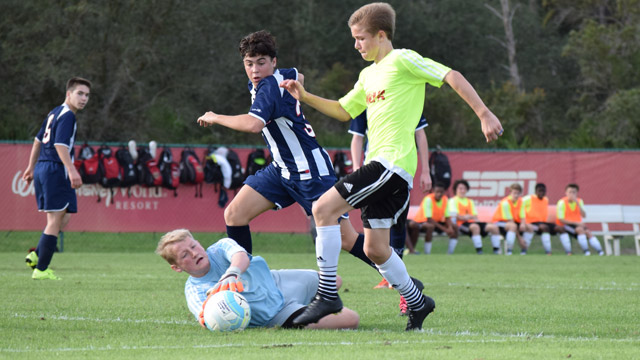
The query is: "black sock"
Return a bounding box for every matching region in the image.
[389,226,406,259]
[36,233,57,271]
[226,225,252,253]
[349,233,377,269]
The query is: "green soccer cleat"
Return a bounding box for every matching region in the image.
[25,251,38,269]
[32,268,61,280]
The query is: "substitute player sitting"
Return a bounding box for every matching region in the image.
[492,183,526,255]
[555,183,604,256]
[519,183,560,255]
[156,229,359,329]
[406,182,456,255]
[448,179,501,254]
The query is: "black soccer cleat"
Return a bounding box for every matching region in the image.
[293,294,343,326]
[405,295,436,331]
[410,276,424,292]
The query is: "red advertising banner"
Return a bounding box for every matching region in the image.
[2,143,639,233]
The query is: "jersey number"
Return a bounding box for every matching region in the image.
[42,114,55,144]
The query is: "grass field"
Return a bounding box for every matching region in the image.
[1,231,639,359]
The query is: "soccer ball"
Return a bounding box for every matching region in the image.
[202,290,251,332]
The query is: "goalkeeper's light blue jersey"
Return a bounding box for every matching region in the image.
[184,238,285,327]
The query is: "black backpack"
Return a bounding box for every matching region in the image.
[225,148,244,190]
[429,147,452,190]
[333,151,353,180]
[158,147,180,196]
[245,148,269,178]
[203,146,223,186]
[116,145,138,189]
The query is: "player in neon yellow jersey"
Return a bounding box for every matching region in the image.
[280,2,503,330]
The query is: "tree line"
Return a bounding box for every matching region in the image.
[1,0,638,149]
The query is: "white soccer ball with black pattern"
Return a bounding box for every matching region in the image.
[202,290,251,332]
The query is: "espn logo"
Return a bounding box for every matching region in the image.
[462,171,537,197]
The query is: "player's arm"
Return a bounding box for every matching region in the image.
[22,139,41,184]
[197,112,265,133]
[415,129,431,193]
[55,144,82,189]
[578,199,586,218]
[208,251,250,295]
[350,134,364,171]
[444,70,503,143]
[279,79,351,122]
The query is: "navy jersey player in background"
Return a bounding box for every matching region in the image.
[197,30,374,272]
[22,77,91,280]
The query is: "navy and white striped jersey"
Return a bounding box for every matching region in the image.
[247,68,334,181]
[35,103,77,163]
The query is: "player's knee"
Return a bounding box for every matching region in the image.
[224,202,246,225]
[342,308,360,329]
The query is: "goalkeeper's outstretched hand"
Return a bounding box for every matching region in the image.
[207,266,244,296]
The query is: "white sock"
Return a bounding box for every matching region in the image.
[559,233,572,253]
[315,225,341,300]
[448,238,458,254]
[491,235,502,249]
[541,233,552,254]
[506,231,516,251]
[472,235,483,249]
[423,241,432,254]
[589,236,603,253]
[523,232,534,248]
[577,234,589,253]
[377,250,425,310]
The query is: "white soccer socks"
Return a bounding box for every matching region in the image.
[377,250,425,310]
[559,233,572,254]
[315,225,341,300]
[541,233,552,254]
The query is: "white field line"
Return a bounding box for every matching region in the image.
[2,337,640,354]
[4,313,639,354]
[10,313,193,326]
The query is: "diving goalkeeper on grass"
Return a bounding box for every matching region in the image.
[156,229,359,329]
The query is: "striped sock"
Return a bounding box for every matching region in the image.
[377,250,425,311]
[315,225,341,301]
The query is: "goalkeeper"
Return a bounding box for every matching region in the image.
[156,229,359,329]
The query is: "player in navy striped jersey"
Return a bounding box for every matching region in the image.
[22,77,91,280]
[197,31,371,267]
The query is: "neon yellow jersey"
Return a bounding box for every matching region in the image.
[339,49,451,183]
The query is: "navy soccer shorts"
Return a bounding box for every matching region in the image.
[33,161,77,213]
[244,164,337,216]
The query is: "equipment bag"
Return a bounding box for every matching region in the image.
[429,148,452,190]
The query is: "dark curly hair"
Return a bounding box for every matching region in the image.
[239,30,277,59]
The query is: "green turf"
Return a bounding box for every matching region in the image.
[1,231,638,359]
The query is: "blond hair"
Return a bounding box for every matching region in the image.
[348,2,396,41]
[510,183,523,192]
[156,229,193,265]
